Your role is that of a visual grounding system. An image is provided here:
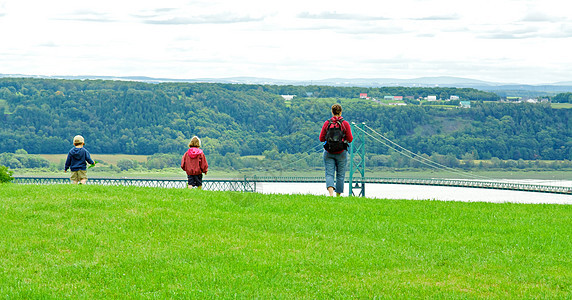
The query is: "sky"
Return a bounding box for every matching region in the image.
[1,0,572,84]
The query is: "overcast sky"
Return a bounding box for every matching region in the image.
[1,0,571,84]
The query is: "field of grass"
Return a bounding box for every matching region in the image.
[39,154,149,165]
[551,103,572,109]
[421,104,459,109]
[1,184,570,298]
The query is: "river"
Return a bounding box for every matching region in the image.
[255,180,572,205]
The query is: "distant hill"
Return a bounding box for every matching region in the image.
[2,73,572,97]
[0,77,569,161]
[552,81,572,86]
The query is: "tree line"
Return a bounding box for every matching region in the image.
[0,78,570,162]
[552,92,572,103]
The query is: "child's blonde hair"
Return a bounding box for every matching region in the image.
[188,136,201,148]
[73,135,85,146]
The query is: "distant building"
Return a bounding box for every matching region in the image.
[393,96,403,101]
[359,93,368,99]
[389,102,407,106]
[460,101,471,108]
[384,96,394,100]
[281,95,295,101]
[427,95,437,101]
[450,95,460,100]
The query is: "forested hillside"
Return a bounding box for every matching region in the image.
[0,78,570,161]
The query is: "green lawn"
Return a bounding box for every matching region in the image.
[0,184,570,298]
[38,154,149,165]
[551,103,572,109]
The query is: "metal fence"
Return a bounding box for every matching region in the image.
[13,177,256,192]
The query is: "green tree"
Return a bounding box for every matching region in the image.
[552,92,572,103]
[117,159,136,171]
[439,91,449,100]
[0,164,14,183]
[15,149,28,155]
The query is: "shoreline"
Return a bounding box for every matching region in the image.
[12,168,572,181]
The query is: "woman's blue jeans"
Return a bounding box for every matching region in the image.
[323,150,348,194]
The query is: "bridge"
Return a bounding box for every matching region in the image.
[13,176,572,195]
[250,176,572,195]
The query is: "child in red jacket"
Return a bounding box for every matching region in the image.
[181,136,208,189]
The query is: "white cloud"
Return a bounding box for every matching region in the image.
[297,11,390,21]
[140,14,265,25]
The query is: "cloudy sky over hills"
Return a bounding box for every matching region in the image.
[1,0,571,84]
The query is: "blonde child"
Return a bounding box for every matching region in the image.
[64,135,95,184]
[181,136,208,189]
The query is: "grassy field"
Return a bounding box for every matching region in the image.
[551,103,572,109]
[1,184,570,298]
[38,154,149,165]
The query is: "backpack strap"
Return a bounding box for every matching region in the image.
[339,120,346,139]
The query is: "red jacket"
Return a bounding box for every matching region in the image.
[319,116,353,154]
[181,148,208,175]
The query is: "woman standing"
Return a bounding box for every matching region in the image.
[319,104,353,196]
